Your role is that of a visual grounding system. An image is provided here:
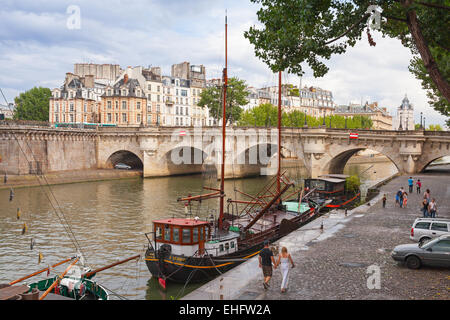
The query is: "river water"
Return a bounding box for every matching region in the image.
[0,160,397,300]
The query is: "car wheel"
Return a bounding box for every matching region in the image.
[406,255,421,269]
[419,237,430,246]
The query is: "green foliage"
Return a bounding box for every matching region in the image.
[345,175,361,194]
[198,77,249,124]
[427,124,443,131]
[13,87,51,121]
[244,0,449,124]
[238,103,373,129]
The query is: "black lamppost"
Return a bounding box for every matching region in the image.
[420,112,423,129]
[303,112,307,127]
[329,115,332,128]
[345,116,347,129]
[322,112,326,127]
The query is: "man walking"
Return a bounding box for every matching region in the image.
[259,240,276,290]
[408,177,414,193]
[397,187,404,208]
[416,179,421,194]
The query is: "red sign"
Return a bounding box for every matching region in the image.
[179,130,186,136]
[349,133,358,139]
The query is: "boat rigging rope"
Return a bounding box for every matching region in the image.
[1,87,89,264]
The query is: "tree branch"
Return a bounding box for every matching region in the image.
[324,13,370,45]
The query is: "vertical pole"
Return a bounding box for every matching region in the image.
[219,13,227,230]
[277,71,282,195]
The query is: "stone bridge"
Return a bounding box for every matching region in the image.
[1,124,449,179]
[96,126,450,178]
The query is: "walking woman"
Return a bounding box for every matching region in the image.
[428,198,437,218]
[421,198,429,217]
[275,247,295,293]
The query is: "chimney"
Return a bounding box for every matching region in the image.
[124,74,129,84]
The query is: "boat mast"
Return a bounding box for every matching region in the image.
[218,12,228,230]
[277,71,282,195]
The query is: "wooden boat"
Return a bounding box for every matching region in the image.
[2,255,140,300]
[144,15,322,285]
[305,174,361,210]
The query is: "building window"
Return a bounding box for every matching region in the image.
[148,84,151,91]
[69,103,74,112]
[181,89,187,97]
[122,113,127,122]
[176,117,179,125]
[115,101,119,109]
[55,114,59,122]
[107,101,112,109]
[122,101,127,109]
[55,103,59,112]
[176,106,179,115]
[137,114,141,123]
[69,114,74,123]
[107,113,112,122]
[107,89,111,96]
[115,113,119,122]
[157,85,160,92]
[148,105,152,112]
[137,101,141,110]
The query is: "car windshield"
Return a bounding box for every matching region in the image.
[420,237,441,248]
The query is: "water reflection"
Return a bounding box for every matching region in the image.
[0,160,397,299]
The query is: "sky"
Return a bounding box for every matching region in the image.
[0,0,446,127]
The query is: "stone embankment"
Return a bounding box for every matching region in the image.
[0,169,141,190]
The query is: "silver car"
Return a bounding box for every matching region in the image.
[410,218,450,246]
[114,163,131,170]
[391,234,450,269]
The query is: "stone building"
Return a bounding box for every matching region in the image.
[74,63,122,82]
[101,75,147,126]
[334,101,393,130]
[49,73,101,124]
[393,94,414,130]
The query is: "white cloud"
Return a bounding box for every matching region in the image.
[0,0,446,127]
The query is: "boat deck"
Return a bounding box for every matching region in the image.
[231,209,297,234]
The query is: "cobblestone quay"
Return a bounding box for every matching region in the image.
[246,167,450,300]
[183,167,449,300]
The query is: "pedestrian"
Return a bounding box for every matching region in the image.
[382,194,387,208]
[408,177,414,193]
[259,240,276,290]
[275,246,295,293]
[423,189,431,205]
[428,198,437,218]
[416,179,421,194]
[402,192,408,208]
[397,187,404,208]
[421,199,428,217]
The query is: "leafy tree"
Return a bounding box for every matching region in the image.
[198,77,249,124]
[427,124,443,131]
[244,0,449,124]
[13,87,51,121]
[345,175,361,194]
[238,103,373,129]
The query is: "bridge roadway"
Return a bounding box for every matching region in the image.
[1,124,449,178]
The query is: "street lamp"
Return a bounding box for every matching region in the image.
[345,116,347,129]
[420,112,423,129]
[303,112,307,127]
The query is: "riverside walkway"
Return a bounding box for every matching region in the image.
[183,166,450,300]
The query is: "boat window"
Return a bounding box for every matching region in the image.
[225,242,229,250]
[230,241,235,249]
[193,228,198,243]
[219,244,224,252]
[173,227,180,242]
[155,225,162,240]
[164,225,171,241]
[182,228,191,243]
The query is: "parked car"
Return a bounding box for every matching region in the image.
[410,218,450,246]
[114,163,131,170]
[391,234,450,269]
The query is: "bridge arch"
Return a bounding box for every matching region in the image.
[106,150,143,169]
[159,145,212,176]
[319,146,402,177]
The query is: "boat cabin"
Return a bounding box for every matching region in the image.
[304,177,346,198]
[153,218,210,257]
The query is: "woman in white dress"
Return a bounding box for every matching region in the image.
[275,247,295,293]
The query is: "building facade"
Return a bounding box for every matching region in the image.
[334,101,393,130]
[49,73,102,124]
[100,75,147,126]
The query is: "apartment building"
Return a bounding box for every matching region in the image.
[100,74,147,126]
[49,73,102,124]
[334,101,393,130]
